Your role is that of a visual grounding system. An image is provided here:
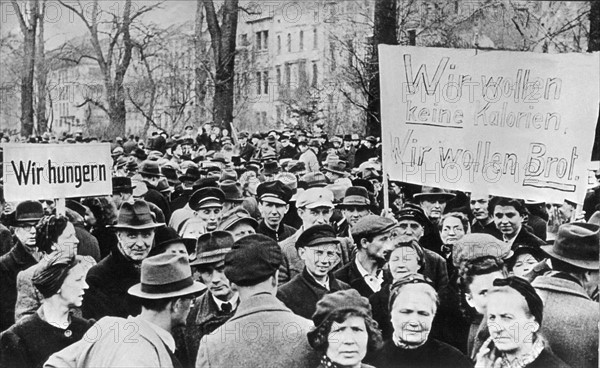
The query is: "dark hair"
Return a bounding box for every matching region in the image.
[438,212,470,233]
[457,256,507,319]
[36,215,70,254]
[352,233,375,251]
[488,197,528,217]
[82,196,117,227]
[551,257,587,276]
[308,310,382,354]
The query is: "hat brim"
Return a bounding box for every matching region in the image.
[541,245,599,270]
[260,197,287,205]
[138,170,163,177]
[190,248,232,266]
[128,281,206,299]
[110,222,165,230]
[323,168,350,177]
[338,202,370,208]
[305,202,334,209]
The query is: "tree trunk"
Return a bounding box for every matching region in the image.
[195,0,208,124]
[590,0,600,160]
[366,0,397,137]
[204,0,239,134]
[36,0,47,134]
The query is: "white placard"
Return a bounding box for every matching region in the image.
[2,143,113,201]
[379,45,600,204]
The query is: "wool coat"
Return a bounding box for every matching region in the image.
[0,240,38,332]
[277,268,350,319]
[143,182,172,222]
[44,315,177,368]
[195,292,320,368]
[0,224,13,256]
[532,273,598,368]
[257,220,297,242]
[81,249,142,320]
[334,259,387,298]
[73,225,101,262]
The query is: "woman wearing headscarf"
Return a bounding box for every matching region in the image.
[369,273,472,368]
[307,289,382,368]
[14,215,95,321]
[475,276,569,368]
[0,254,94,368]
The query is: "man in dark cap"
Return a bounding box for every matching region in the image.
[180,231,238,367]
[279,134,298,160]
[188,187,225,233]
[256,181,296,242]
[236,131,256,162]
[111,176,135,209]
[334,215,395,298]
[0,200,44,331]
[531,223,599,368]
[82,200,164,320]
[195,234,319,368]
[277,224,349,319]
[354,136,377,167]
[138,160,172,222]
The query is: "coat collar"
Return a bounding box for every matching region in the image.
[8,239,38,267]
[532,272,591,300]
[230,292,292,321]
[300,267,345,293]
[193,291,237,325]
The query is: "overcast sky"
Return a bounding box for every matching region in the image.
[1,1,197,49]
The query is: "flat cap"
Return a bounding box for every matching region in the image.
[225,234,282,286]
[189,187,225,210]
[352,215,397,238]
[453,233,512,268]
[190,230,234,266]
[218,207,258,232]
[257,180,293,205]
[296,224,340,249]
[396,205,430,226]
[296,188,334,209]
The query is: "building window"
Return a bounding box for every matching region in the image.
[287,33,292,53]
[256,72,262,95]
[299,30,304,50]
[277,35,281,54]
[313,28,318,49]
[261,111,267,125]
[276,66,281,85]
[263,71,269,95]
[256,31,268,51]
[284,63,291,88]
[312,62,318,88]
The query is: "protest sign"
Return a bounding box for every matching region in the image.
[2,143,113,202]
[379,45,600,204]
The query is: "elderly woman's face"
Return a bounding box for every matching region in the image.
[390,285,435,345]
[388,247,421,281]
[487,290,538,354]
[59,263,89,308]
[439,216,466,245]
[326,315,369,367]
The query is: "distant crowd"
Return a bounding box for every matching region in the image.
[0,122,599,368]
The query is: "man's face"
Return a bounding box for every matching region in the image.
[342,206,369,227]
[470,196,490,221]
[298,243,341,280]
[493,205,523,238]
[420,197,447,221]
[259,201,288,229]
[196,206,222,232]
[238,137,247,145]
[117,228,155,262]
[298,206,333,228]
[14,223,37,247]
[344,141,352,150]
[172,296,195,327]
[229,223,256,241]
[361,231,393,267]
[198,262,234,300]
[393,220,424,241]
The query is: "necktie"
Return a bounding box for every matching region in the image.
[221,302,232,313]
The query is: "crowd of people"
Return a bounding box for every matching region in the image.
[0,122,599,368]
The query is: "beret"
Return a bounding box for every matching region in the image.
[352,215,397,238]
[296,224,340,249]
[309,288,372,332]
[189,187,225,210]
[452,233,512,267]
[225,234,282,286]
[257,180,293,205]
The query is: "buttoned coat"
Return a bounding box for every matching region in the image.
[0,240,38,332]
[277,268,350,319]
[81,250,142,320]
[44,316,176,368]
[195,292,320,368]
[532,273,598,368]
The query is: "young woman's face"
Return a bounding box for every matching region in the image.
[511,253,538,279]
[466,271,505,315]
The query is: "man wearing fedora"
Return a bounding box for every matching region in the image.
[256,181,296,242]
[531,223,599,368]
[322,159,350,183]
[236,131,256,163]
[217,207,258,241]
[0,200,44,331]
[182,231,238,366]
[45,253,205,367]
[138,160,172,222]
[413,186,456,226]
[336,186,372,236]
[170,166,201,211]
[195,234,319,368]
[82,200,164,320]
[111,176,135,209]
[277,224,349,319]
[219,180,245,213]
